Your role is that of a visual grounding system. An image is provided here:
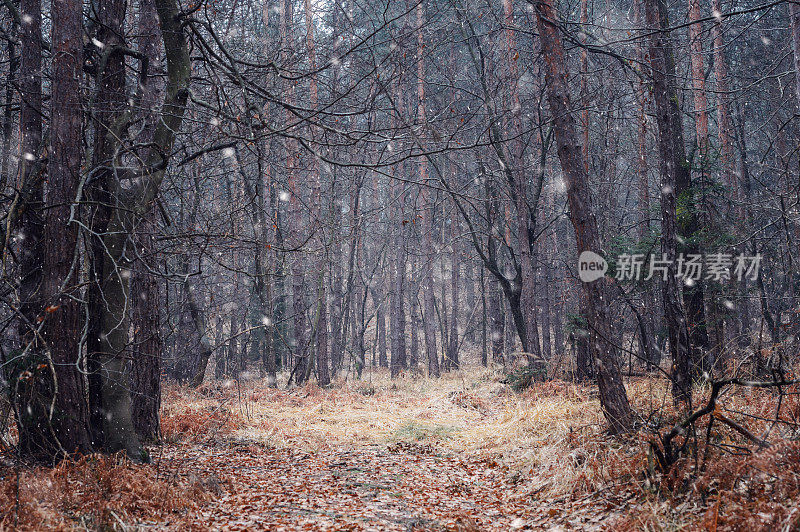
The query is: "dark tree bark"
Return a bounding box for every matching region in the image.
[86,0,130,451]
[329,189,345,378]
[533,0,633,433]
[644,0,694,406]
[230,306,240,375]
[128,0,165,444]
[502,0,540,360]
[38,0,94,457]
[16,0,43,353]
[389,140,408,377]
[130,217,162,442]
[409,277,421,371]
[389,225,408,377]
[733,104,752,348]
[686,0,713,370]
[633,0,659,371]
[538,245,552,361]
[14,0,51,460]
[95,0,191,458]
[0,18,16,189]
[215,316,227,379]
[376,287,388,368]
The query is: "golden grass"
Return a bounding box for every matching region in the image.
[4,364,800,530]
[171,367,644,500]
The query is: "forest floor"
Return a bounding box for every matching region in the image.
[3,365,800,530]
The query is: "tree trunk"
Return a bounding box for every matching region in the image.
[733,104,752,348]
[533,0,633,433]
[303,0,329,386]
[85,0,128,451]
[36,0,94,458]
[490,278,504,364]
[791,1,800,108]
[14,0,52,461]
[229,307,240,376]
[687,0,715,370]
[417,0,439,377]
[128,0,165,443]
[465,258,477,344]
[480,268,488,366]
[409,280,421,371]
[445,216,460,369]
[130,216,162,442]
[503,0,540,360]
[633,0,659,370]
[644,0,694,406]
[377,288,388,368]
[389,121,408,377]
[0,19,16,189]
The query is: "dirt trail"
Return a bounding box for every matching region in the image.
[149,373,621,530]
[169,440,537,531]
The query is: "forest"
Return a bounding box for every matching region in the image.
[0,0,799,528]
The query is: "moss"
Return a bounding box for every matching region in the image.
[391,421,457,442]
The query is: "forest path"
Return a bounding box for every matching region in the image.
[170,439,551,531]
[153,373,621,530]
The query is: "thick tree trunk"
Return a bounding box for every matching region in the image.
[215,316,227,379]
[130,217,162,442]
[573,0,593,383]
[390,226,408,377]
[733,105,752,347]
[389,132,408,377]
[353,231,367,376]
[338,185,362,375]
[37,0,94,457]
[329,190,345,378]
[128,0,165,443]
[229,307,240,375]
[15,0,42,337]
[539,251,552,361]
[503,0,540,360]
[710,0,739,357]
[504,289,516,355]
[87,0,130,451]
[278,0,306,385]
[533,0,633,433]
[790,1,800,107]
[259,169,276,385]
[14,0,53,461]
[376,288,388,368]
[95,0,190,459]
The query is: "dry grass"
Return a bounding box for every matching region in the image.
[3,365,800,529]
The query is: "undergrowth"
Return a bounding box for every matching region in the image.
[1,367,799,530]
